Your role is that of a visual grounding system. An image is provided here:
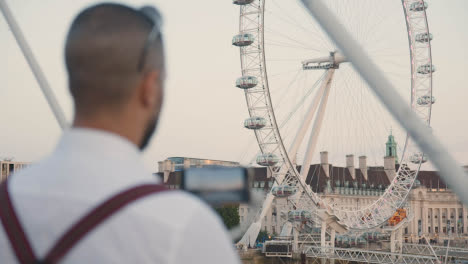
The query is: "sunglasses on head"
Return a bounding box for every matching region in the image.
[137,6,163,72]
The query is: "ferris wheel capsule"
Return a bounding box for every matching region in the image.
[244,116,267,129]
[287,210,312,222]
[417,95,436,106]
[271,185,297,197]
[357,237,367,246]
[236,76,258,89]
[256,153,279,166]
[233,0,254,5]
[232,33,255,47]
[415,32,433,43]
[417,64,436,74]
[410,152,428,164]
[341,236,350,247]
[409,1,428,12]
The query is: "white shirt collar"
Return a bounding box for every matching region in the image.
[56,127,141,160]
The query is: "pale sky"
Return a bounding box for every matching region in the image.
[1,0,467,172]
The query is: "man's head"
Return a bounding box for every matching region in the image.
[65,3,165,149]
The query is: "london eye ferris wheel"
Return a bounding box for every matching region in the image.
[232,0,434,245]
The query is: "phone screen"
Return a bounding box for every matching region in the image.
[182,167,249,205]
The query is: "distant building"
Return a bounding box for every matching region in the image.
[157,157,240,184]
[236,159,468,245]
[0,160,30,182]
[238,133,468,245]
[157,137,468,246]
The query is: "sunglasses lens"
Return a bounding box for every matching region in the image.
[140,6,162,27]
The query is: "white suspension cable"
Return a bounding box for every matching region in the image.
[0,0,68,130]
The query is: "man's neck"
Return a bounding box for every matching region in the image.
[73,114,141,148]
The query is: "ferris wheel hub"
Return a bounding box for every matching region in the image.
[302,51,347,70]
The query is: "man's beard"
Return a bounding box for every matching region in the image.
[139,117,158,150]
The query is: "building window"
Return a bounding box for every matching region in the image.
[260,182,265,188]
[240,208,244,214]
[435,227,439,233]
[428,227,431,233]
[272,226,276,234]
[405,228,408,234]
[443,227,446,233]
[241,216,244,222]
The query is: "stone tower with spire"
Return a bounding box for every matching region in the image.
[385,130,398,164]
[384,130,398,181]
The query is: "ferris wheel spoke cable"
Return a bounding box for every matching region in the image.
[264,24,325,51]
[276,71,326,129]
[270,0,331,51]
[295,0,333,50]
[265,36,323,53]
[268,68,303,78]
[264,8,327,51]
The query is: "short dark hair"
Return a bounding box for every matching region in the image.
[65,3,164,115]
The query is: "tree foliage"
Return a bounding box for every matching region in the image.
[257,230,271,243]
[215,205,240,229]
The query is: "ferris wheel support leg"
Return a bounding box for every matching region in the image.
[0,0,68,130]
[299,69,335,182]
[237,193,275,247]
[330,229,336,248]
[293,227,299,252]
[321,221,327,252]
[288,69,333,161]
[329,229,336,264]
[300,0,468,206]
[390,230,396,253]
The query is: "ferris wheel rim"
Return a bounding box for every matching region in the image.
[236,0,434,231]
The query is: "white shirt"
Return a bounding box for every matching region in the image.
[0,128,240,264]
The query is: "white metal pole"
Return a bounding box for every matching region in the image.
[299,69,334,181]
[444,221,451,264]
[288,69,333,160]
[300,0,468,206]
[0,0,68,130]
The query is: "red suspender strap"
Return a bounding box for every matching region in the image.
[0,180,38,264]
[42,184,168,264]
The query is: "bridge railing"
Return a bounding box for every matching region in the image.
[402,243,468,259]
[304,245,441,264]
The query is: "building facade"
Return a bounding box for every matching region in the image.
[237,134,467,245]
[157,157,240,186]
[156,138,467,245]
[0,160,30,182]
[238,162,468,245]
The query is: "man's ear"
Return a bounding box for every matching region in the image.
[139,70,160,109]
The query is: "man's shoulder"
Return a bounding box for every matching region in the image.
[134,189,218,221]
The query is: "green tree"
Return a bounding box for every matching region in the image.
[215,205,240,229]
[257,230,271,243]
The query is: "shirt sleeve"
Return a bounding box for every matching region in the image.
[169,203,241,264]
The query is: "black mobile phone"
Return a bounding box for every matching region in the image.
[181,167,251,206]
